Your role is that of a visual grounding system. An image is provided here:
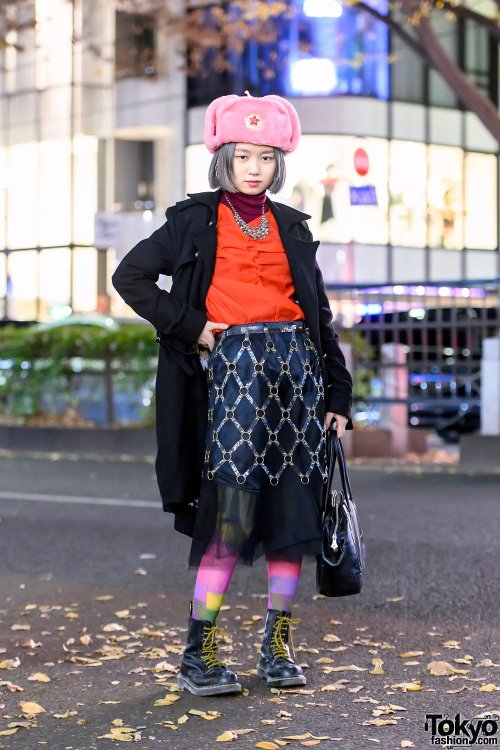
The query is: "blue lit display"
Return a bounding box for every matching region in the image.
[188,0,389,104]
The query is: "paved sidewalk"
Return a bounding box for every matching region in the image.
[0,456,499,750]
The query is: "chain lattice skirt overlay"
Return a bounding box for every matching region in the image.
[188,321,328,568]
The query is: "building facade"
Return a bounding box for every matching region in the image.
[0,0,499,326]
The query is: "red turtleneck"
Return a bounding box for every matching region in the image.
[220,190,268,223]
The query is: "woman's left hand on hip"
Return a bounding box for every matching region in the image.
[325,411,348,438]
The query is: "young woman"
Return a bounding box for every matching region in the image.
[112,93,353,697]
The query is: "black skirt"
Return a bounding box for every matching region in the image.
[188,321,327,568]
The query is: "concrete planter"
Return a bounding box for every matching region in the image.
[0,425,156,457]
[0,424,427,460]
[343,427,427,458]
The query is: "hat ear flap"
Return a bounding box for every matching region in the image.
[204,99,218,149]
[204,94,239,153]
[265,95,301,153]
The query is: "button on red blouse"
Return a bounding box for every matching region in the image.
[205,203,304,326]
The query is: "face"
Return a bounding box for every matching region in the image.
[231,142,276,194]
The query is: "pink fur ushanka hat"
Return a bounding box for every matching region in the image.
[204,92,301,154]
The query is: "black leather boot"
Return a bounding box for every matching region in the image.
[257,609,306,687]
[177,603,242,696]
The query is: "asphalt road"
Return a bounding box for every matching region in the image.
[0,454,499,750]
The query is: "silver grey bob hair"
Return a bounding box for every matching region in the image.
[208,142,286,194]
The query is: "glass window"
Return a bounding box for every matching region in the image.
[465,21,492,99]
[35,0,72,89]
[428,13,458,107]
[0,146,6,248]
[72,247,97,313]
[39,139,72,246]
[389,141,427,247]
[464,152,497,250]
[0,252,7,318]
[427,145,464,249]
[187,0,389,105]
[7,250,38,320]
[0,253,6,317]
[7,143,39,249]
[115,11,157,80]
[390,28,425,103]
[39,248,71,320]
[73,135,98,246]
[276,135,389,245]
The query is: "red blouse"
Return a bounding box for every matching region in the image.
[205,203,304,327]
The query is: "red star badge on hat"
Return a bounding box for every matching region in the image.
[245,113,264,129]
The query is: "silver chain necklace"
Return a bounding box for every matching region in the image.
[224,192,270,240]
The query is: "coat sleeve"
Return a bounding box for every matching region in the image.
[315,261,353,423]
[111,206,207,343]
[299,221,353,423]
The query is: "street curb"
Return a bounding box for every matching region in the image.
[2,448,500,476]
[0,425,156,457]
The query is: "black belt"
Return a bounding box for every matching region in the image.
[215,321,305,339]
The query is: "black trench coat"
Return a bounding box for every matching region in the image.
[112,188,353,536]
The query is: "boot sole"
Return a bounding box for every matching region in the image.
[176,674,242,696]
[256,664,307,687]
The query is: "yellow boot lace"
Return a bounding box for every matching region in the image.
[201,624,231,670]
[270,615,300,660]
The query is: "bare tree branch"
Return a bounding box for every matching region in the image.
[355,1,426,57]
[429,0,500,42]
[415,15,500,141]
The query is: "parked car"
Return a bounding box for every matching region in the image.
[408,370,480,442]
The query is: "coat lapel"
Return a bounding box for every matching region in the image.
[267,199,320,306]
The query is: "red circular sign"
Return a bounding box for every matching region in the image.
[354,148,369,176]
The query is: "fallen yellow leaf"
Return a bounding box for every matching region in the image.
[188,708,222,720]
[18,701,46,715]
[216,730,238,742]
[364,718,398,726]
[477,658,500,667]
[95,595,114,601]
[53,710,78,719]
[11,623,30,631]
[102,623,126,632]
[0,658,20,670]
[255,743,280,750]
[0,681,23,692]
[80,635,92,645]
[153,695,180,707]
[479,684,500,692]
[401,742,414,748]
[326,665,367,672]
[427,660,469,676]
[282,735,312,741]
[442,640,461,649]
[301,742,321,747]
[0,728,18,736]
[28,672,51,683]
[399,651,424,658]
[98,726,138,741]
[390,682,423,692]
[370,659,384,675]
[323,634,341,642]
[178,714,189,724]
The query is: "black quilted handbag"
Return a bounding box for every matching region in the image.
[316,431,366,597]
